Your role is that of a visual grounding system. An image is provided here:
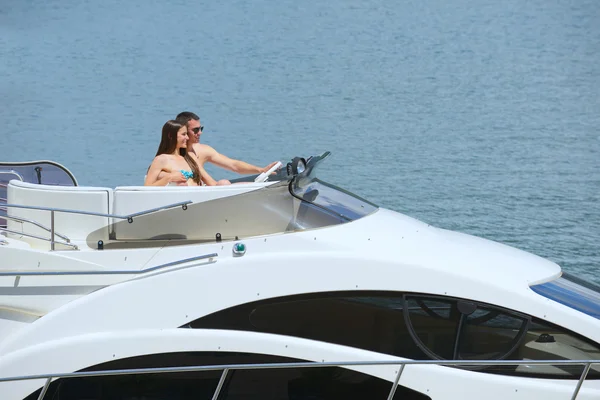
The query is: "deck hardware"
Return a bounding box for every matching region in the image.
[0,359,599,399]
[3,200,191,251]
[1,215,70,242]
[50,210,55,251]
[216,233,222,242]
[233,242,246,256]
[37,377,52,400]
[211,368,229,400]
[386,364,405,400]
[536,333,555,343]
[457,301,477,315]
[97,240,104,250]
[0,227,78,250]
[0,253,218,277]
[34,166,42,184]
[287,157,306,175]
[182,204,188,211]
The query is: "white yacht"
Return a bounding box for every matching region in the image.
[0,152,599,400]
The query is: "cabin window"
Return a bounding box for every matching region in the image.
[404,295,530,361]
[186,291,600,379]
[403,296,461,359]
[23,352,429,400]
[190,293,428,360]
[513,318,600,378]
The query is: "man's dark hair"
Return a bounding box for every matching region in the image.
[176,111,199,125]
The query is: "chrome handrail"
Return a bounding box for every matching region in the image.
[3,200,192,220]
[0,170,24,182]
[0,252,217,276]
[2,215,70,242]
[0,359,597,400]
[3,200,192,250]
[0,227,78,250]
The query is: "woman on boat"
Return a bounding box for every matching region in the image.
[144,120,204,186]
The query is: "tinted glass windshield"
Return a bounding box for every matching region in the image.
[290,152,378,221]
[530,273,600,320]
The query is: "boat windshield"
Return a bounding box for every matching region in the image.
[289,152,378,221]
[530,273,600,320]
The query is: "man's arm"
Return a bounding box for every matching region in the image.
[188,149,229,186]
[200,144,277,174]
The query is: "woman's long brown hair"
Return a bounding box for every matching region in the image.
[155,120,201,184]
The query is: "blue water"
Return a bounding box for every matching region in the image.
[1,0,598,283]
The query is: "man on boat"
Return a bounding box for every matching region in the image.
[176,111,279,185]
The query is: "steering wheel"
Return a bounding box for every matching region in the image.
[254,161,282,183]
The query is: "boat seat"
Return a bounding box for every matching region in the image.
[112,183,275,216]
[6,180,113,249]
[111,183,275,240]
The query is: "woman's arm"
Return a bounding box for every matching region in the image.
[198,165,218,186]
[144,156,187,186]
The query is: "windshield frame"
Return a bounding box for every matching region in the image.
[288,152,378,222]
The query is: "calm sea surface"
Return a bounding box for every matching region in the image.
[1,0,598,283]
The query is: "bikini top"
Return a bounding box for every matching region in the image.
[180,170,195,180]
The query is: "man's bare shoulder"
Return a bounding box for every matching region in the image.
[192,143,218,159]
[193,143,217,153]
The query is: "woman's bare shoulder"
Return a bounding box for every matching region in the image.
[151,154,174,164]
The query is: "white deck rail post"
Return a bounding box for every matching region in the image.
[386,364,405,400]
[49,210,55,251]
[36,377,52,400]
[211,368,229,400]
[570,362,592,400]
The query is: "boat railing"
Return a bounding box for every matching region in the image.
[0,227,78,250]
[1,200,192,250]
[0,252,218,277]
[2,214,71,243]
[0,359,598,400]
[0,170,25,183]
[0,170,23,230]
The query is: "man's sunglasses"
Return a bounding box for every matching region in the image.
[192,126,204,134]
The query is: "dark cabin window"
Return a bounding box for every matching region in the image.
[404,296,461,359]
[191,293,427,360]
[404,295,529,361]
[185,291,600,379]
[458,306,529,360]
[23,352,430,400]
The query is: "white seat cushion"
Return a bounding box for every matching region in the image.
[7,180,113,247]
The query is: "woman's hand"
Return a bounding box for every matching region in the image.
[161,166,187,184]
[169,170,187,184]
